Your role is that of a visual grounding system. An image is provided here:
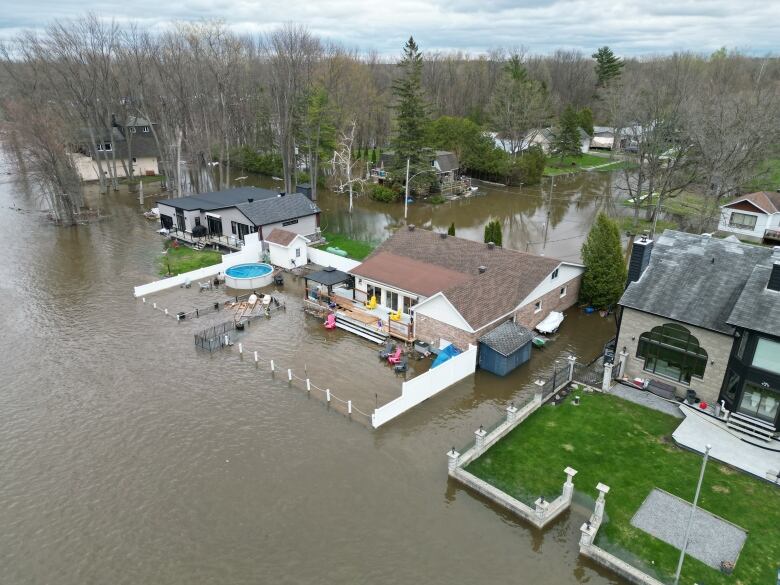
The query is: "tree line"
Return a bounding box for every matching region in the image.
[0,16,778,227]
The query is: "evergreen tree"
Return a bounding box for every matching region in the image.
[580,213,627,309]
[552,106,583,158]
[592,46,624,87]
[447,222,455,236]
[483,219,502,246]
[390,37,428,176]
[577,107,594,136]
[371,147,377,164]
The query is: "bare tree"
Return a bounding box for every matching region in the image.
[331,119,364,213]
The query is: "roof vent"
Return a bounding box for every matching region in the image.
[478,265,487,274]
[247,198,254,203]
[440,232,447,239]
[487,242,495,249]
[408,224,415,231]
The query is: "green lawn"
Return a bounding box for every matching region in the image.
[544,153,630,176]
[466,393,780,585]
[321,231,376,260]
[618,215,678,235]
[744,158,780,192]
[158,242,222,276]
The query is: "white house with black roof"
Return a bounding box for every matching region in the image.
[615,231,780,438]
[157,187,320,245]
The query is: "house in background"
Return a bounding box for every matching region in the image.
[72,116,160,182]
[590,126,617,150]
[264,228,309,269]
[589,125,643,152]
[372,150,460,184]
[717,191,780,244]
[348,226,583,350]
[522,127,590,154]
[157,187,320,249]
[616,231,780,437]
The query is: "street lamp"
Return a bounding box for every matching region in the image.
[673,444,711,585]
[404,157,438,220]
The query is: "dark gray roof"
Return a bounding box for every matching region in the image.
[479,321,534,356]
[727,261,780,336]
[237,192,320,226]
[157,187,282,212]
[434,151,459,173]
[619,231,774,335]
[306,267,350,287]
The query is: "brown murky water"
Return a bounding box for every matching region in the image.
[0,161,623,585]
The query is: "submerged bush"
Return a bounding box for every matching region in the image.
[367,184,400,203]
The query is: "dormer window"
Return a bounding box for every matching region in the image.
[141,126,150,133]
[129,127,136,133]
[551,268,559,280]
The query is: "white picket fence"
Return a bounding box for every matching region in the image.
[372,344,478,428]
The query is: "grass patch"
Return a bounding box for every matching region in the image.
[620,191,715,221]
[466,393,780,585]
[543,153,623,176]
[122,174,165,185]
[744,157,780,192]
[321,231,376,261]
[158,242,222,276]
[618,216,678,235]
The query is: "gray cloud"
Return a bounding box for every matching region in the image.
[0,0,778,56]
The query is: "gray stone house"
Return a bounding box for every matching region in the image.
[616,231,780,436]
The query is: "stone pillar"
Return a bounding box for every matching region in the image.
[506,403,518,424]
[602,362,614,392]
[534,496,550,523]
[617,349,629,379]
[567,355,577,382]
[593,482,610,524]
[579,521,597,548]
[474,426,487,451]
[447,448,460,472]
[534,379,545,403]
[562,466,578,502]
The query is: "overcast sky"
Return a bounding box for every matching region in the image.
[1,0,778,56]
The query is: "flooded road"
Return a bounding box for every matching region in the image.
[0,164,622,585]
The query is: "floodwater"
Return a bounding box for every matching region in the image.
[0,161,623,585]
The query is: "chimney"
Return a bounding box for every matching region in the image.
[440,232,447,239]
[408,224,415,231]
[487,242,495,250]
[626,233,653,286]
[247,198,254,203]
[279,192,286,197]
[769,246,780,292]
[478,265,487,274]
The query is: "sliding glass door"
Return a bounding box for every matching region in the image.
[738,383,779,424]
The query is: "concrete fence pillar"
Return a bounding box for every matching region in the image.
[447,448,460,472]
[474,426,487,452]
[593,482,610,524]
[567,355,577,382]
[534,497,550,523]
[579,521,597,548]
[562,466,578,502]
[506,403,518,424]
[602,362,614,392]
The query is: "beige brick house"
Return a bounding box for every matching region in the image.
[349,226,584,350]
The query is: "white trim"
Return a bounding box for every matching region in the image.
[413,292,475,333]
[205,212,222,219]
[720,198,772,215]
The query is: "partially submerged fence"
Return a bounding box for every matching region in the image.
[371,344,478,428]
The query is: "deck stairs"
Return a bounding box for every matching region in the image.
[335,313,388,345]
[726,411,776,442]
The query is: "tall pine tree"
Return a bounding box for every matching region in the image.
[390,37,428,177]
[592,46,624,87]
[580,213,627,309]
[552,106,583,158]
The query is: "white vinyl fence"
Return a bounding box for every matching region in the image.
[372,344,478,428]
[307,247,361,272]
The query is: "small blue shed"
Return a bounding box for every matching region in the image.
[478,321,534,376]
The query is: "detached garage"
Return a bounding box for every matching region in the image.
[478,321,534,377]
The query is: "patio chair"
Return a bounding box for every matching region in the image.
[394,356,408,374]
[389,308,402,321]
[364,295,377,310]
[379,341,394,360]
[324,313,337,329]
[387,346,403,364]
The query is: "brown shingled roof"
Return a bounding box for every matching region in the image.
[265,228,300,246]
[725,191,780,214]
[353,227,564,330]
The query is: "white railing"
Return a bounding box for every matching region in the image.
[371,344,478,428]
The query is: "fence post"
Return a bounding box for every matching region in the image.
[287,368,292,385]
[254,351,258,363]
[447,447,460,472]
[348,400,352,415]
[164,308,168,316]
[593,483,610,524]
[270,360,275,373]
[306,379,311,393]
[534,496,550,524]
[238,343,243,355]
[534,380,544,404]
[474,425,487,452]
[153,302,157,309]
[580,520,597,548]
[326,389,331,403]
[567,355,577,382]
[142,297,146,303]
[506,403,518,424]
[562,466,578,502]
[602,362,614,392]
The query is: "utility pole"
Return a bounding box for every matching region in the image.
[404,157,410,221]
[673,444,711,585]
[542,176,554,254]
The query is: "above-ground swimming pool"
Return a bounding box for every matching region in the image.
[224,263,274,289]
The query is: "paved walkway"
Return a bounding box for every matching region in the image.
[611,383,684,418]
[672,407,780,481]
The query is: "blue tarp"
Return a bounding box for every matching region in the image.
[431,344,460,368]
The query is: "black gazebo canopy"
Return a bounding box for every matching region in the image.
[305,266,350,287]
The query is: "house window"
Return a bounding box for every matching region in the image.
[132,157,137,163]
[637,323,708,384]
[231,221,238,235]
[96,143,112,152]
[366,284,382,305]
[534,301,542,313]
[560,286,567,298]
[728,212,757,230]
[386,290,400,311]
[402,296,415,315]
[551,268,559,280]
[295,248,301,258]
[129,127,136,134]
[752,338,780,375]
[282,219,299,227]
[141,126,150,133]
[194,217,201,227]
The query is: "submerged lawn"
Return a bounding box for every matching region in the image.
[321,231,376,260]
[544,153,630,176]
[158,243,222,276]
[466,393,780,585]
